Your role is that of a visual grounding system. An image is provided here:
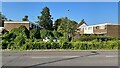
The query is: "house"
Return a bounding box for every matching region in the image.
[76,21,87,34]
[77,23,120,38]
[3,21,42,31]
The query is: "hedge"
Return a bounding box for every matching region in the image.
[2,40,118,50]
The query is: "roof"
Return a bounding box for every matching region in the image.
[89,23,120,27]
[4,21,42,28]
[4,21,30,23]
[78,20,87,27]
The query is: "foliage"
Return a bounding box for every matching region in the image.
[30,28,41,39]
[2,40,8,49]
[56,17,77,34]
[56,17,77,41]
[74,35,116,42]
[18,25,29,38]
[52,30,63,38]
[0,12,7,27]
[2,40,118,50]
[2,32,16,42]
[22,15,29,21]
[40,28,54,39]
[38,7,53,30]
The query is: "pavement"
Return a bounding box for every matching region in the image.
[1,50,119,68]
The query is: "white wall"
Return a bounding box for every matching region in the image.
[84,26,94,34]
[78,23,87,31]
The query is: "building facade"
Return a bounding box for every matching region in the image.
[77,23,120,38]
[4,21,42,31]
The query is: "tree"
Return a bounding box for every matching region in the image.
[0,12,7,27]
[57,17,77,34]
[22,15,29,21]
[56,17,78,41]
[38,7,53,30]
[54,19,62,30]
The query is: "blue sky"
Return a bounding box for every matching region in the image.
[2,2,118,25]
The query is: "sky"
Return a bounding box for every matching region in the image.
[2,2,118,25]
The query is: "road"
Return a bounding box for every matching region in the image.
[1,50,119,68]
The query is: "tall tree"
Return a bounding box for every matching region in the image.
[56,17,78,39]
[0,12,7,27]
[38,7,53,30]
[22,15,29,21]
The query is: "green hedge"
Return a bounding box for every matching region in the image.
[2,39,118,50]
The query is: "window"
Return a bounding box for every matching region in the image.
[88,27,92,30]
[99,25,105,29]
[95,26,99,29]
[80,28,84,31]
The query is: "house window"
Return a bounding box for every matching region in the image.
[80,28,84,31]
[88,27,92,30]
[95,26,99,29]
[99,25,105,29]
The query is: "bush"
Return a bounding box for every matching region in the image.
[40,29,54,39]
[60,42,73,49]
[74,35,116,42]
[30,28,40,39]
[10,34,26,49]
[2,40,8,49]
[51,42,60,49]
[52,30,63,38]
[18,25,29,38]
[2,32,16,42]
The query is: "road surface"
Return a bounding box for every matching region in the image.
[1,50,119,68]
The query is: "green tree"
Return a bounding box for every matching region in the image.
[0,12,7,27]
[22,15,29,21]
[57,17,77,36]
[30,28,40,39]
[54,18,62,30]
[38,7,53,30]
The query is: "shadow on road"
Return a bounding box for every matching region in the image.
[23,51,99,68]
[24,56,79,68]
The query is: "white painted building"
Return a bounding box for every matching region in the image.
[78,23,87,31]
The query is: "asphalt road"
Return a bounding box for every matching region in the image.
[1,50,119,67]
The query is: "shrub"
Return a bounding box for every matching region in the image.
[40,29,54,39]
[52,30,63,38]
[60,42,73,49]
[51,42,60,49]
[74,35,116,42]
[2,40,8,49]
[30,28,40,39]
[18,25,29,38]
[12,34,26,49]
[2,32,16,42]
